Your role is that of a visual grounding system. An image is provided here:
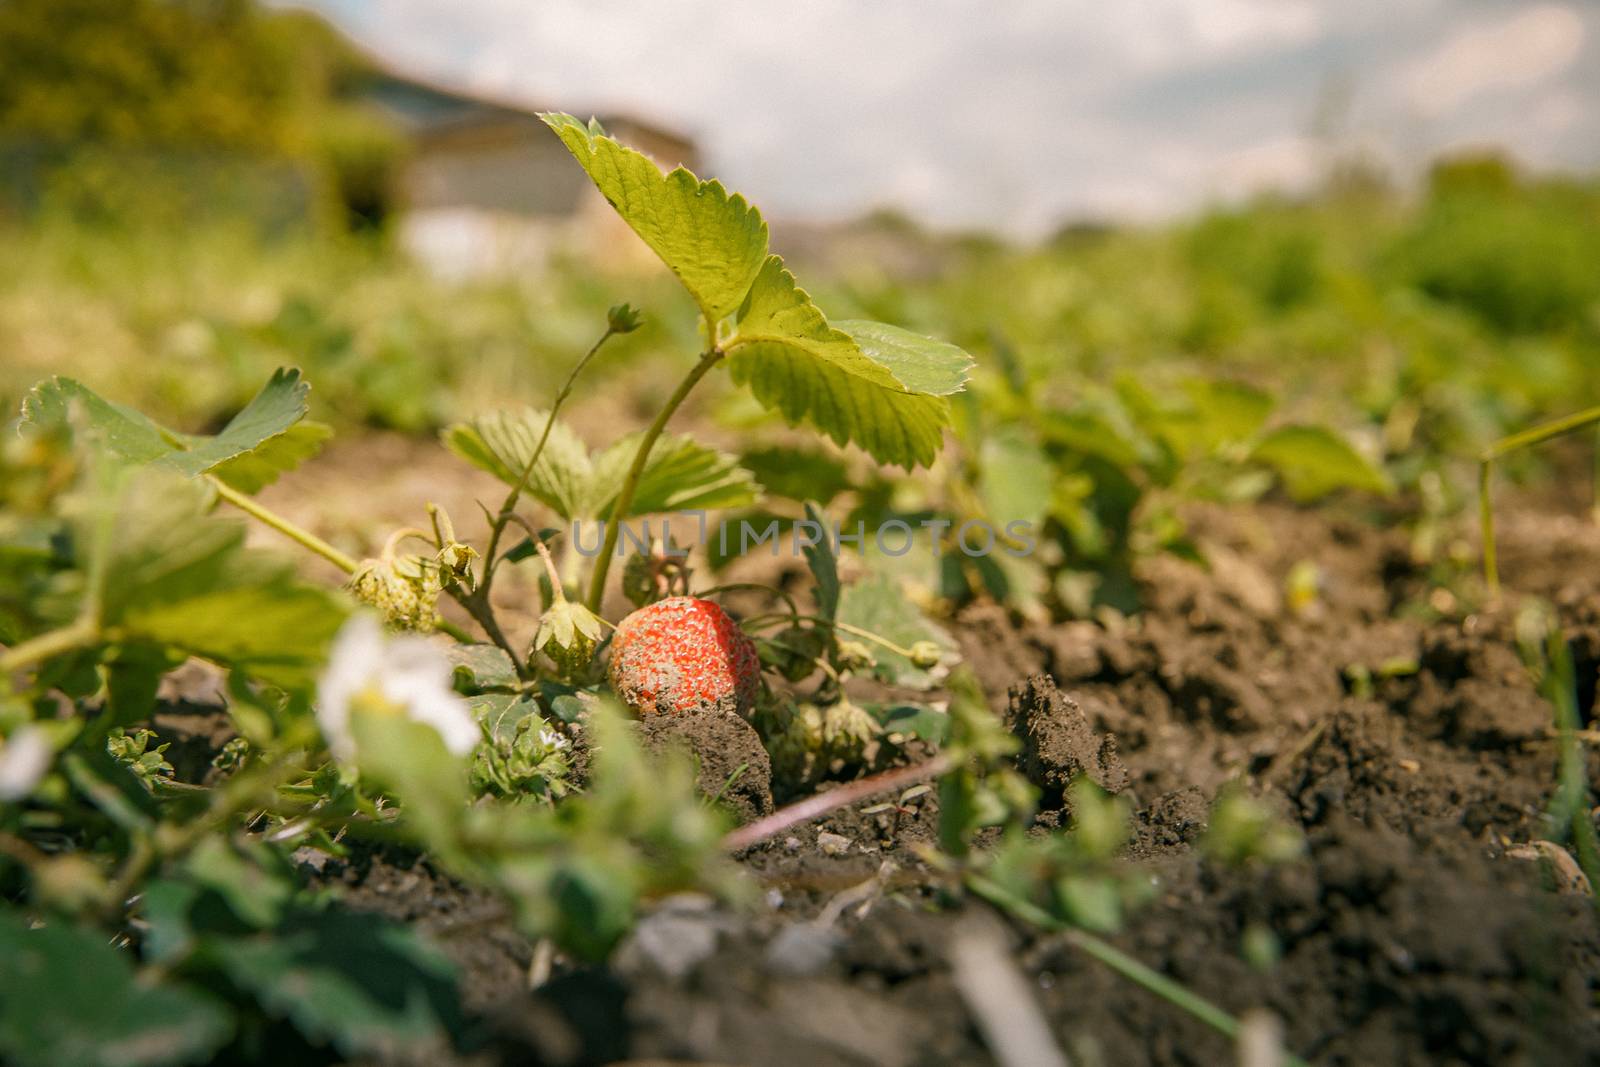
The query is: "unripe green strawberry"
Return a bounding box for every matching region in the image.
[621,551,660,608]
[533,598,604,678]
[607,596,760,717]
[834,639,876,673]
[621,536,690,607]
[348,557,438,632]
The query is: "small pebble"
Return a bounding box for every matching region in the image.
[765,923,842,976]
[817,831,852,855]
[614,894,729,979]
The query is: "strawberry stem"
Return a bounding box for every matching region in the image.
[585,346,725,611]
[722,754,952,852]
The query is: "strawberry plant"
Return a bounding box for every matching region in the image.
[0,114,1339,1067]
[0,115,987,1064]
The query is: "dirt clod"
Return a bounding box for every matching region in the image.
[1005,673,1129,810]
[636,709,775,822]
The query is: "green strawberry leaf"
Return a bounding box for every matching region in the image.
[441,408,595,520]
[727,258,971,469]
[447,644,520,691]
[215,908,461,1062]
[1250,425,1392,501]
[541,112,768,323]
[467,692,540,744]
[208,421,332,494]
[22,369,317,486]
[739,445,853,504]
[869,701,951,745]
[833,319,976,397]
[979,428,1054,532]
[802,501,840,623]
[837,572,954,690]
[85,470,347,690]
[20,378,177,465]
[592,433,759,516]
[0,907,233,1067]
[445,410,756,519]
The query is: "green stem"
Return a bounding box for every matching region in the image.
[965,873,1310,1067]
[0,617,100,675]
[208,476,358,574]
[744,611,923,660]
[437,618,475,644]
[1479,404,1600,601]
[585,348,724,610]
[480,325,620,589]
[442,323,621,674]
[1064,928,1310,1066]
[1479,458,1499,601]
[210,479,474,639]
[693,582,801,621]
[1538,631,1600,912]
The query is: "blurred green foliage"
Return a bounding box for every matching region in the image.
[1,0,1597,564]
[814,155,1600,486]
[0,0,405,230]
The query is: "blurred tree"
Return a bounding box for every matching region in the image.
[0,0,402,228]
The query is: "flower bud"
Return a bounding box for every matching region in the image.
[437,541,479,591]
[822,698,880,750]
[908,640,944,669]
[533,599,605,678]
[608,303,644,334]
[835,639,876,672]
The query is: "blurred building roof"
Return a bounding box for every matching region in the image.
[359,69,696,164]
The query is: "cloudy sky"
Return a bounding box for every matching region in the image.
[289,0,1600,235]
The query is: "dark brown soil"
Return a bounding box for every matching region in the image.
[637,709,775,823]
[293,490,1600,1066]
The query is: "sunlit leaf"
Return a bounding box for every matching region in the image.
[1250,425,1392,501]
[592,434,759,515]
[446,410,757,519]
[440,408,594,520]
[23,369,314,482]
[83,470,347,689]
[208,421,332,494]
[728,258,970,469]
[541,112,768,322]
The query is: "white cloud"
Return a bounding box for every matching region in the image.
[1400,4,1585,118]
[286,0,1600,234]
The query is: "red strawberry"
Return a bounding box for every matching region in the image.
[607,596,760,717]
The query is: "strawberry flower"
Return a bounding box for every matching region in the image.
[317,615,480,763]
[0,726,52,802]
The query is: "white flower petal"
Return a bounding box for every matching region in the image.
[316,615,480,762]
[409,690,483,757]
[0,727,53,802]
[317,614,387,762]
